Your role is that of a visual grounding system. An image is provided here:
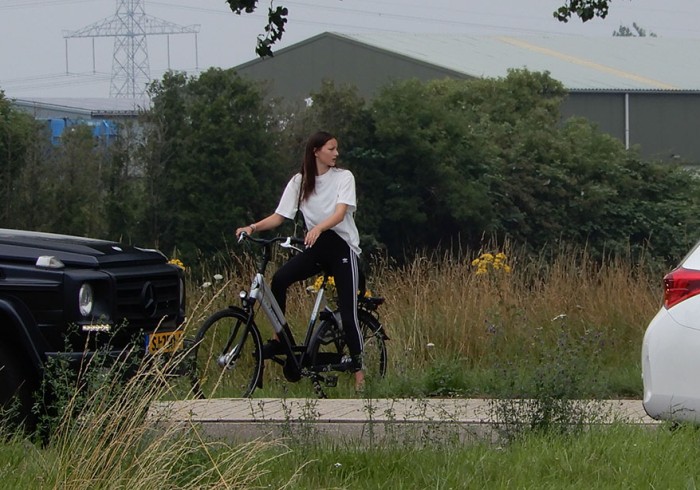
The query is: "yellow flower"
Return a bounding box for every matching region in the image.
[168,258,185,270]
[309,275,373,297]
[310,275,335,293]
[471,251,512,276]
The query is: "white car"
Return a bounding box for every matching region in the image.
[642,239,700,421]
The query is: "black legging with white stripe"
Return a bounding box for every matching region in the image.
[270,230,362,370]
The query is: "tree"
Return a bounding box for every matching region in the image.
[554,0,611,22]
[0,91,40,227]
[103,120,145,243]
[226,0,287,58]
[226,0,615,58]
[362,70,571,257]
[141,68,284,261]
[297,70,700,263]
[613,22,657,37]
[43,125,111,237]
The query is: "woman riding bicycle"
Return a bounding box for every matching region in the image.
[235,131,365,391]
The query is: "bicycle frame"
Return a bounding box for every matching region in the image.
[239,233,334,365]
[248,272,286,335]
[248,270,331,351]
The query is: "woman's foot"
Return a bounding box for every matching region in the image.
[354,370,365,393]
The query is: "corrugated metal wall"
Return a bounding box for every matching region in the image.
[562,92,700,164]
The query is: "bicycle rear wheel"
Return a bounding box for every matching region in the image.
[358,309,388,378]
[311,309,388,379]
[192,307,263,398]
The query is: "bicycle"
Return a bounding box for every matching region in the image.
[191,232,389,398]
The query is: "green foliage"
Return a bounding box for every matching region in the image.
[42,126,111,237]
[253,425,700,488]
[360,70,567,256]
[297,70,700,263]
[4,66,699,268]
[103,121,145,242]
[488,320,610,441]
[225,0,288,57]
[141,68,283,261]
[0,96,126,239]
[554,0,610,22]
[613,22,657,37]
[366,77,498,254]
[0,92,42,227]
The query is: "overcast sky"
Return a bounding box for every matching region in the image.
[1,0,698,99]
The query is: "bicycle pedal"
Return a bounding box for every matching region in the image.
[324,375,338,387]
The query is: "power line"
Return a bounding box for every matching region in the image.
[0,0,96,10]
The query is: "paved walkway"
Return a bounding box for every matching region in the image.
[150,398,658,445]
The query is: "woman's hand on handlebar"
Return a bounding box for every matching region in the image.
[235,225,255,240]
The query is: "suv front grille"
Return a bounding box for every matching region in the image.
[114,270,181,327]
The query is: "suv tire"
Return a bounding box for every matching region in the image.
[0,341,37,429]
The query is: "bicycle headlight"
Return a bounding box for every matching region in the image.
[78,283,94,317]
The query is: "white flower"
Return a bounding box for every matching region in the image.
[426,342,435,348]
[551,313,567,322]
[213,274,223,281]
[201,281,212,289]
[334,462,342,468]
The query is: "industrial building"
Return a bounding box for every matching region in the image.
[11,97,149,145]
[233,32,700,165]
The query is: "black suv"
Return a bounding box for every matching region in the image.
[0,229,186,421]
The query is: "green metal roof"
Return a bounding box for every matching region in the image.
[332,32,700,91]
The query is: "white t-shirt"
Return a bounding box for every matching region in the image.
[275,168,361,255]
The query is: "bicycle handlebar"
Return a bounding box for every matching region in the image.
[238,232,305,251]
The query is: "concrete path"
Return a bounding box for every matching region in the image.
[150,398,658,445]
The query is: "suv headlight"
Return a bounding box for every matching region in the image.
[79,283,94,317]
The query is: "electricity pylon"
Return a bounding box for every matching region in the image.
[63,0,200,98]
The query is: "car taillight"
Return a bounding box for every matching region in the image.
[664,267,700,309]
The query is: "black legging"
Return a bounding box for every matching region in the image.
[271,230,362,367]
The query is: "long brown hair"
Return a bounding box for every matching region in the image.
[299,131,335,202]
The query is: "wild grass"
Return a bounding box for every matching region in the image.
[183,241,661,399]
[249,423,700,489]
[9,347,292,489]
[0,243,684,488]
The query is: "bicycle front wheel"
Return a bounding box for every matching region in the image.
[192,307,263,398]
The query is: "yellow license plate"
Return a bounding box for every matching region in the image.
[146,330,184,354]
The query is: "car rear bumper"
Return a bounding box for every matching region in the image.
[642,306,700,422]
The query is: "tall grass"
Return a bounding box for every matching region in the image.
[16,346,292,489]
[183,241,662,398]
[370,243,659,369]
[0,243,681,487]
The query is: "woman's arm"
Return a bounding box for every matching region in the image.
[235,213,286,238]
[304,203,348,247]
